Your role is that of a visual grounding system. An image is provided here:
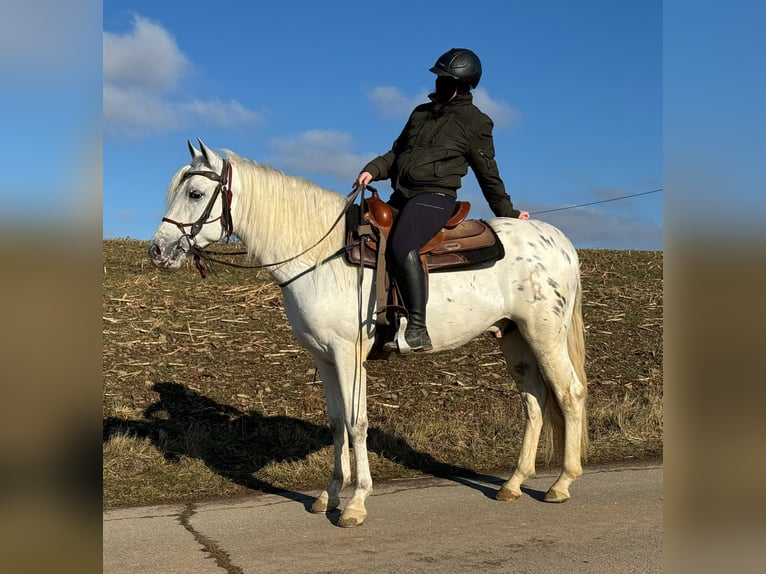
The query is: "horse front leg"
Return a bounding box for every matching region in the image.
[334,354,372,528]
[337,416,371,527]
[310,361,351,514]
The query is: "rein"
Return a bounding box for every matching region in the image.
[172,160,372,279]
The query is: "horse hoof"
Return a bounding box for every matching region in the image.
[543,488,570,503]
[496,487,521,502]
[338,509,366,528]
[310,499,328,513]
[310,493,338,513]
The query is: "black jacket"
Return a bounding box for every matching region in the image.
[362,92,520,218]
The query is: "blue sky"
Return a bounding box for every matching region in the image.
[4,2,765,253]
[102,0,663,250]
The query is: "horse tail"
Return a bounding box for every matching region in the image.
[541,278,589,463]
[541,384,565,465]
[566,279,589,459]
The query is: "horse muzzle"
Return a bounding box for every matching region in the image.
[148,237,188,269]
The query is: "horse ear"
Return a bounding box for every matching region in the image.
[197,138,221,168]
[187,140,203,160]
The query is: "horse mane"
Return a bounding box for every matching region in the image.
[226,152,349,266]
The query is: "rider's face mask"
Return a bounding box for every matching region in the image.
[435,76,459,103]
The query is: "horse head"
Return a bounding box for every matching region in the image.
[149,139,234,269]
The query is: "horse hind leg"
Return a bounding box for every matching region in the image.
[536,343,588,504]
[495,328,549,502]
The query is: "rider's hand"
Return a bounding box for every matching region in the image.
[518,211,530,220]
[353,171,373,190]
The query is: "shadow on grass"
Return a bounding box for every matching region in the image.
[103,382,509,508]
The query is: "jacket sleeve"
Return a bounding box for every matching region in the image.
[467,116,521,218]
[360,117,411,180]
[361,148,396,181]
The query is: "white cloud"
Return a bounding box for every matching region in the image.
[543,208,662,250]
[472,88,522,129]
[177,100,262,128]
[367,86,429,118]
[103,15,187,92]
[268,130,376,180]
[366,85,521,129]
[456,186,662,250]
[103,84,179,133]
[103,15,261,138]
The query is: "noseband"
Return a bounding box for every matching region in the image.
[162,158,234,247]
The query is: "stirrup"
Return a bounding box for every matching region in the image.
[383,318,433,354]
[384,317,413,355]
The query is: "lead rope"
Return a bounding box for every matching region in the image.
[354,185,369,425]
[350,185,381,425]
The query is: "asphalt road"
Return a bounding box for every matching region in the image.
[103,462,662,573]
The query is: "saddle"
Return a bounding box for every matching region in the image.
[346,190,504,271]
[345,189,505,359]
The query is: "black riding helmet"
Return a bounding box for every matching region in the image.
[429,48,482,89]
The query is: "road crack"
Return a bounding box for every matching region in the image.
[178,503,244,574]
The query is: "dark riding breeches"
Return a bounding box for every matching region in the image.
[389,192,456,265]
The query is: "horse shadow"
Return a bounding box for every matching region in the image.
[103,382,539,517]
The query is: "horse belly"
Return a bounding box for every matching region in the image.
[426,219,580,351]
[426,268,509,351]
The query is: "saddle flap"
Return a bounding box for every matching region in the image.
[432,220,491,253]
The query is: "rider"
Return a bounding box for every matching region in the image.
[354,48,529,353]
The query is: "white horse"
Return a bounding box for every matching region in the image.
[149,140,588,527]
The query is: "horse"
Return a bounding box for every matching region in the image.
[148,139,588,527]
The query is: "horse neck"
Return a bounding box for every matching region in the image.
[230,159,348,277]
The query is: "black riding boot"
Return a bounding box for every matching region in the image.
[384,249,433,352]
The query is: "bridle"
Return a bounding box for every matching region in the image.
[161,159,234,276]
[162,158,234,248]
[161,156,370,280]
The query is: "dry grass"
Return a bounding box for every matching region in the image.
[103,240,662,508]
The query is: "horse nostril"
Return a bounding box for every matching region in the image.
[149,243,161,260]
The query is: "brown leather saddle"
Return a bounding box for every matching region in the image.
[344,189,505,359]
[345,189,504,272]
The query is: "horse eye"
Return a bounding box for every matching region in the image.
[188,189,204,200]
